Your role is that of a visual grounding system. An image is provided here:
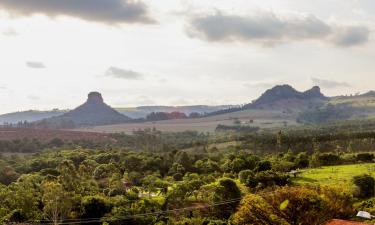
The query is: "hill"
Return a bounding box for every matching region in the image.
[35,92,130,128]
[245,85,327,110]
[0,109,67,124]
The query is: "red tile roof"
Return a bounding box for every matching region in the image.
[325,219,369,225]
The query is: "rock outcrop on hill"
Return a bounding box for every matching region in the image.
[33,92,130,128]
[57,92,130,126]
[244,85,327,110]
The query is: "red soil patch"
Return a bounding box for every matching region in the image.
[325,219,368,225]
[0,128,114,143]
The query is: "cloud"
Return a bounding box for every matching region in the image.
[27,95,40,101]
[0,0,154,24]
[187,11,370,47]
[105,67,143,80]
[2,27,18,36]
[311,77,351,88]
[26,61,45,69]
[331,26,370,47]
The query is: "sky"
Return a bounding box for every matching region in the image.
[0,0,374,114]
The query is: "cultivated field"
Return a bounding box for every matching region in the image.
[293,163,375,190]
[75,109,298,133]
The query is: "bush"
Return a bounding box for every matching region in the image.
[255,160,272,172]
[356,153,374,163]
[81,196,110,219]
[312,153,341,167]
[353,174,375,198]
[231,186,354,225]
[255,171,290,188]
[238,170,253,184]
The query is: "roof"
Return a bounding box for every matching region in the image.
[325,219,369,225]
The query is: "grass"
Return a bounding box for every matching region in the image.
[293,163,375,190]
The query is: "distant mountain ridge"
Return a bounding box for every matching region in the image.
[2,85,375,128]
[0,110,68,124]
[0,105,235,124]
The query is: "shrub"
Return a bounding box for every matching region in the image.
[255,171,290,188]
[238,170,253,184]
[356,153,374,163]
[231,186,354,225]
[353,174,375,198]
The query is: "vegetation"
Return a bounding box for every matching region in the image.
[1,120,375,224]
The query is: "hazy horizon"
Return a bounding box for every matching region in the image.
[1,0,374,114]
[0,84,369,115]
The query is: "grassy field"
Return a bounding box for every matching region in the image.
[293,163,375,190]
[74,109,298,133]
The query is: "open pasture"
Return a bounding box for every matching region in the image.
[293,163,375,189]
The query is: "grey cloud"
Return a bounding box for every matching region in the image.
[331,26,370,47]
[0,0,154,24]
[26,61,45,69]
[105,67,143,80]
[187,11,370,47]
[311,77,351,88]
[27,95,40,100]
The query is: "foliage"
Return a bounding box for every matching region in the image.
[232,186,354,225]
[353,174,375,198]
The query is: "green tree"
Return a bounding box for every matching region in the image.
[42,181,74,225]
[211,178,241,219]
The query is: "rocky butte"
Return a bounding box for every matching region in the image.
[49,92,130,127]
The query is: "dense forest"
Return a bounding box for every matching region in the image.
[1,120,375,224]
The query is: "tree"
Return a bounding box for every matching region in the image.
[232,186,354,225]
[42,181,73,225]
[0,164,19,185]
[353,174,375,198]
[231,194,289,225]
[81,196,110,222]
[255,160,272,172]
[211,178,241,219]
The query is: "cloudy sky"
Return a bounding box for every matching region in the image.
[0,0,374,113]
